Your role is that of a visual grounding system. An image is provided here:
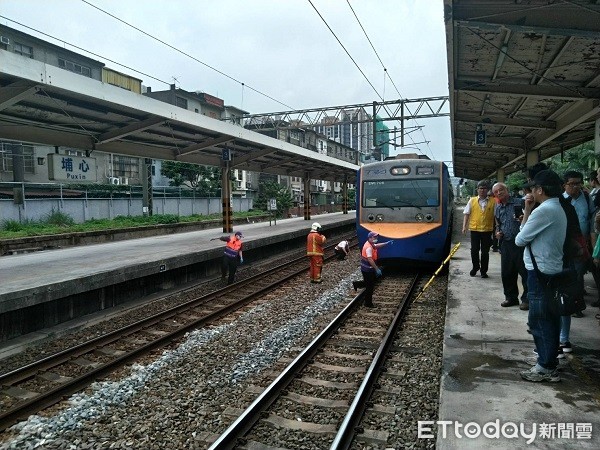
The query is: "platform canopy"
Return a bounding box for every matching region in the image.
[444,0,600,181]
[0,51,358,181]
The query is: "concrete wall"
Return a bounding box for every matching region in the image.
[0,197,254,223]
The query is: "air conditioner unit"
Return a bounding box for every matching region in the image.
[109,177,120,185]
[0,36,9,45]
[119,176,129,185]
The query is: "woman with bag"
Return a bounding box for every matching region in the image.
[515,170,567,382]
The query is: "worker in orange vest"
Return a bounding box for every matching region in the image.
[218,231,244,284]
[358,231,392,307]
[307,222,326,283]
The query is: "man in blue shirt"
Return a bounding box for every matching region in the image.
[516,170,566,382]
[492,182,528,309]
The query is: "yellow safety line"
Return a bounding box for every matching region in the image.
[415,242,461,301]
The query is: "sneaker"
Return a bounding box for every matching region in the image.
[519,303,529,311]
[469,268,478,277]
[520,366,560,382]
[560,342,572,353]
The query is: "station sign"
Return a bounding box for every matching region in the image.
[48,153,98,182]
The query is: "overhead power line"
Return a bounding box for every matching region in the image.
[79,0,294,110]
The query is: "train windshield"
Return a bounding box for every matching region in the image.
[362,179,439,208]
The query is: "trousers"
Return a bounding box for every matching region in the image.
[470,230,492,274]
[308,255,323,282]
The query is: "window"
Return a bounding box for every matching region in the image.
[112,155,140,179]
[362,179,439,208]
[58,57,91,77]
[14,42,33,58]
[175,96,188,109]
[0,141,35,173]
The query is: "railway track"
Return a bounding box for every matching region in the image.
[0,234,356,432]
[209,272,424,450]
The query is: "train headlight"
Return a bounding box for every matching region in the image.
[425,214,434,222]
[376,214,384,222]
[415,213,424,222]
[367,214,375,222]
[390,166,410,175]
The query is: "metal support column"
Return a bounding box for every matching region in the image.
[526,150,539,169]
[496,167,505,183]
[372,101,378,160]
[342,175,348,214]
[142,158,153,216]
[221,161,232,233]
[303,173,311,221]
[10,143,24,205]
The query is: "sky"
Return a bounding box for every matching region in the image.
[1,0,452,169]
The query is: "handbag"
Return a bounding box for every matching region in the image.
[527,245,586,316]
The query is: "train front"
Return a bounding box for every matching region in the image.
[356,159,451,267]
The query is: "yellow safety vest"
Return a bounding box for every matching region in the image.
[468,197,495,232]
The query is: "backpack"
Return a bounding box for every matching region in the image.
[559,197,590,265]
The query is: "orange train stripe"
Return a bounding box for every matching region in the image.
[361,222,442,239]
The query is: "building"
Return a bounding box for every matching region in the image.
[316,107,376,162]
[245,121,356,206]
[0,24,146,186]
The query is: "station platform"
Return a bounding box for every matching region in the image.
[440,211,600,448]
[0,212,354,340]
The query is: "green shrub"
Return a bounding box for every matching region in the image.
[2,219,25,232]
[45,210,75,227]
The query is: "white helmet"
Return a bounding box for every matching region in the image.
[311,222,321,231]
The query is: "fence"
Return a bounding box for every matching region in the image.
[0,182,253,223]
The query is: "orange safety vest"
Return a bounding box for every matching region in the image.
[307,231,326,256]
[361,241,378,272]
[468,197,495,232]
[224,235,242,258]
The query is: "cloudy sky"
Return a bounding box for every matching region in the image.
[1,0,452,168]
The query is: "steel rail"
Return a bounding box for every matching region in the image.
[0,235,356,432]
[330,273,421,449]
[208,289,367,450]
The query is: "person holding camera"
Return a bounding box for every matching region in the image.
[492,182,528,309]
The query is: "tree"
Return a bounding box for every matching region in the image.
[547,141,598,175]
[256,180,293,217]
[461,180,477,197]
[161,161,221,196]
[347,188,356,207]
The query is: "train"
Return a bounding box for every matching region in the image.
[356,154,454,267]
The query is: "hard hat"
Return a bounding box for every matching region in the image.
[311,222,321,231]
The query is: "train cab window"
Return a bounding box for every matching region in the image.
[362,179,439,208]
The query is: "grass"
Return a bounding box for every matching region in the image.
[0,210,268,239]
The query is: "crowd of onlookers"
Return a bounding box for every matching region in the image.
[463,163,600,382]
